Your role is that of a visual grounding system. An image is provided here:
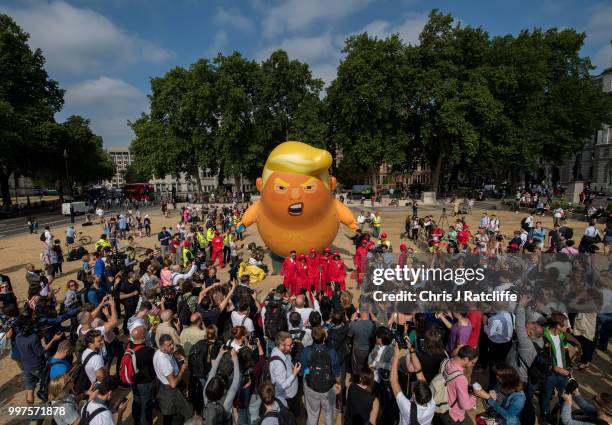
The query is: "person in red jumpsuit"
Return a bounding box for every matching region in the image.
[294,253,310,294]
[398,243,408,268]
[210,230,225,268]
[327,252,347,294]
[280,250,297,293]
[306,248,321,292]
[457,224,471,247]
[319,247,332,289]
[353,240,369,288]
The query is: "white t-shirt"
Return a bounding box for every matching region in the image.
[550,334,564,367]
[231,311,255,334]
[81,348,105,384]
[396,393,435,425]
[153,350,179,385]
[83,400,115,425]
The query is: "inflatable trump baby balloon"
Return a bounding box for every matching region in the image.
[237,141,358,258]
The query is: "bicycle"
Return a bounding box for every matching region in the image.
[66,232,92,249]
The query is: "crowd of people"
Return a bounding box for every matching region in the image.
[0,199,610,425]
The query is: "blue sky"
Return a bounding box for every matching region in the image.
[1,0,610,147]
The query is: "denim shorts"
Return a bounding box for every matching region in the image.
[22,368,42,390]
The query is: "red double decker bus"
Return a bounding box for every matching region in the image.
[123,183,155,202]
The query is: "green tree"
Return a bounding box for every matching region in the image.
[257,50,327,153]
[327,33,413,188]
[34,116,113,198]
[214,52,261,186]
[130,60,219,194]
[0,14,63,206]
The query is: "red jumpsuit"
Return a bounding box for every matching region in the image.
[327,258,347,294]
[306,254,321,291]
[353,245,369,286]
[294,262,310,294]
[280,257,297,292]
[319,254,332,288]
[210,235,224,268]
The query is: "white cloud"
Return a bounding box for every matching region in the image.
[262,0,373,38]
[358,12,427,45]
[585,3,612,71]
[216,7,256,33]
[0,0,172,75]
[61,77,148,146]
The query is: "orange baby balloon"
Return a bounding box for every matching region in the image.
[237,141,357,257]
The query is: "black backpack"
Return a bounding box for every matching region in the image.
[189,339,219,379]
[289,329,306,361]
[80,401,109,425]
[40,233,46,242]
[264,301,288,339]
[260,355,285,384]
[177,295,193,326]
[517,341,552,386]
[259,398,297,425]
[305,346,335,393]
[73,351,97,396]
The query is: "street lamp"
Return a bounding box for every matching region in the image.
[63,149,72,199]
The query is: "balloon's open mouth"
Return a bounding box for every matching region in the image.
[288,203,303,216]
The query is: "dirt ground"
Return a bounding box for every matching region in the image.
[0,203,610,424]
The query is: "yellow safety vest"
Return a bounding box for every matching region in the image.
[182,247,193,267]
[206,228,215,242]
[373,216,381,227]
[95,239,111,251]
[196,232,207,248]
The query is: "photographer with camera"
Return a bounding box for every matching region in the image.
[561,380,612,425]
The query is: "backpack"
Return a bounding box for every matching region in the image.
[40,233,46,242]
[188,339,218,379]
[260,355,285,384]
[177,295,193,326]
[289,329,306,361]
[564,227,574,240]
[430,358,464,414]
[119,342,145,385]
[205,400,232,425]
[305,346,335,393]
[517,341,552,386]
[80,401,109,425]
[73,351,97,396]
[264,301,288,339]
[36,357,65,402]
[259,398,297,425]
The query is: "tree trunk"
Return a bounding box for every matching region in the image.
[431,155,444,195]
[193,170,203,195]
[0,170,11,207]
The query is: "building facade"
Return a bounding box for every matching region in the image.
[560,67,612,193]
[105,146,132,188]
[150,168,253,195]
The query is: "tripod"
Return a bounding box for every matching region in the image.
[437,209,450,230]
